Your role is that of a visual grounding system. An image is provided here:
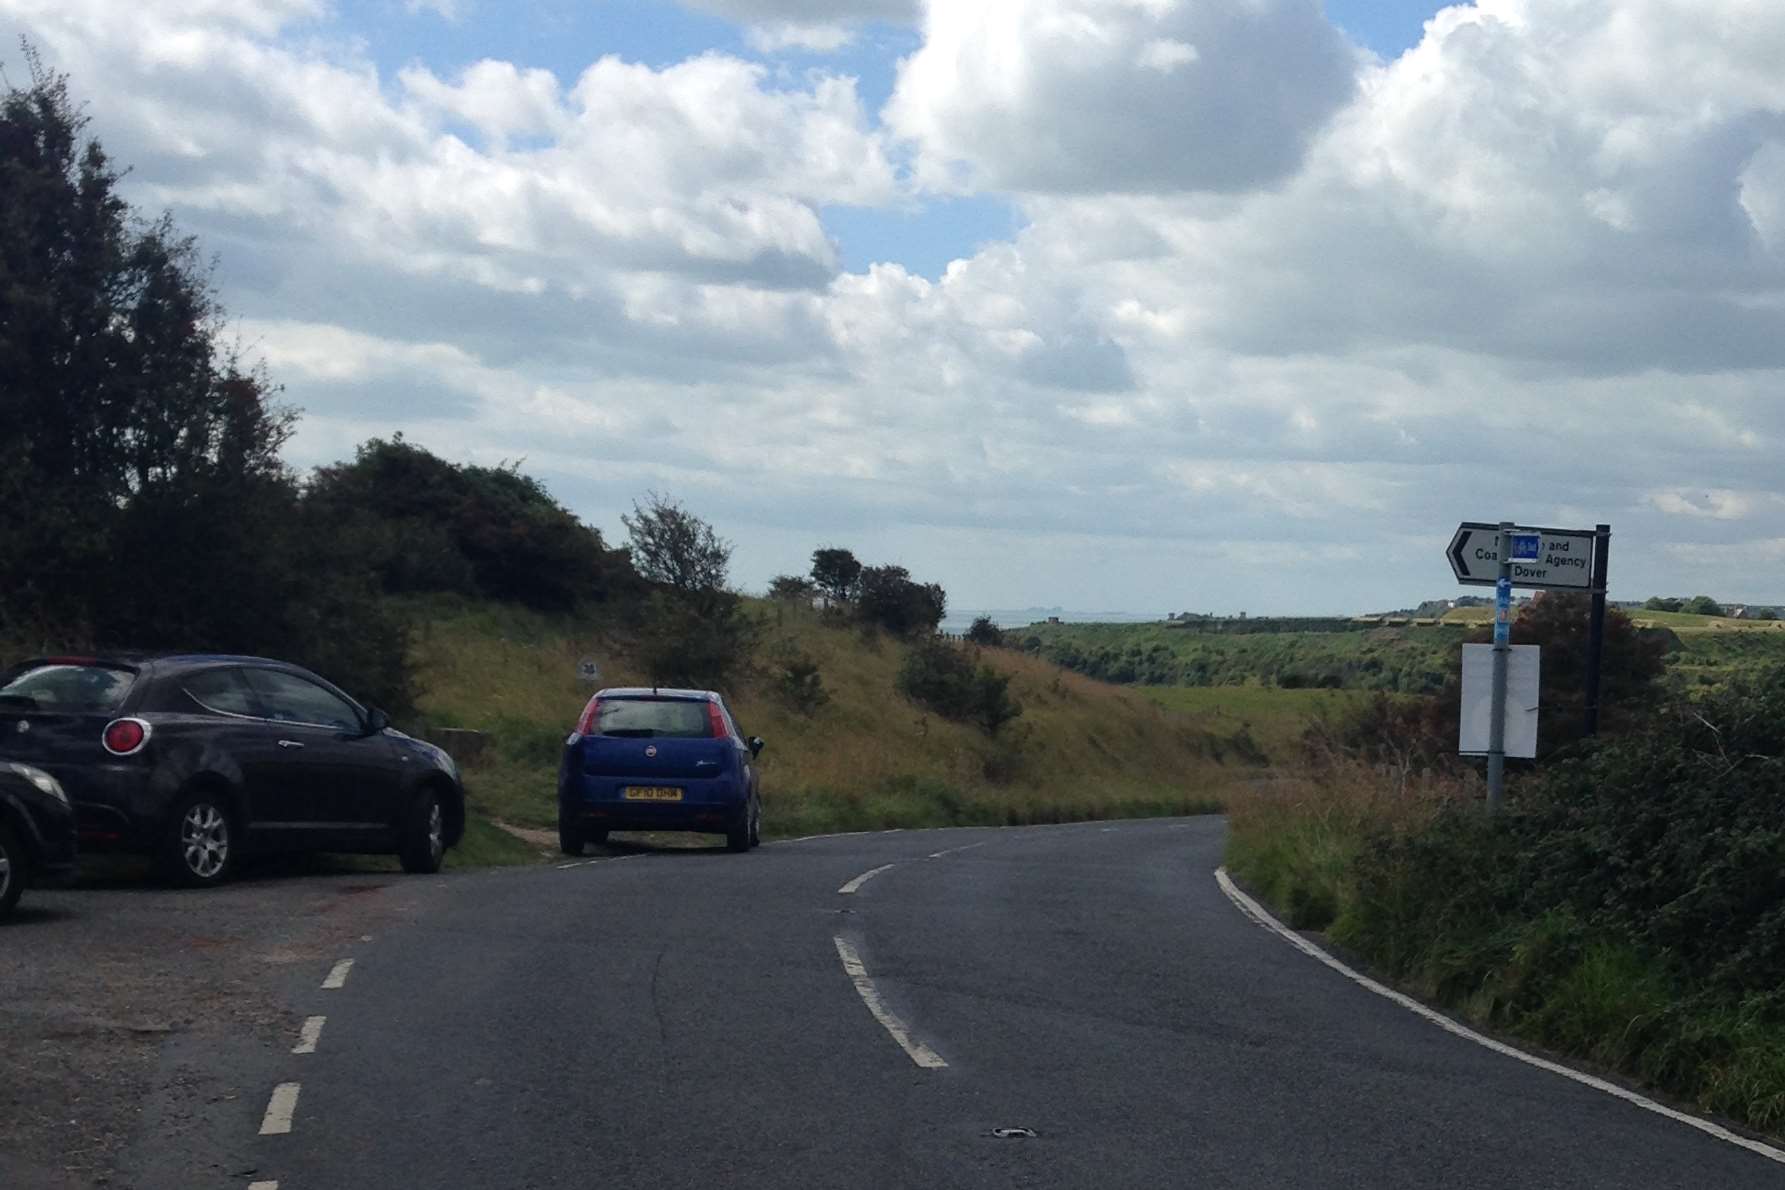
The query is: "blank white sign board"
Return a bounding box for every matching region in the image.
[1460,644,1540,759]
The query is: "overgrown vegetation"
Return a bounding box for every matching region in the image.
[1229,617,1785,1133]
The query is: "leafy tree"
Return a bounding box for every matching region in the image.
[965,616,1004,646]
[624,493,731,599]
[0,53,417,706]
[623,495,755,687]
[858,565,946,636]
[810,547,862,602]
[1682,595,1726,617]
[768,574,815,602]
[0,53,297,636]
[1644,596,1684,613]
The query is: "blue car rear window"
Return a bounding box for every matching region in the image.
[596,699,711,739]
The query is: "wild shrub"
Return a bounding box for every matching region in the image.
[772,643,829,716]
[965,616,1005,646]
[896,640,1023,736]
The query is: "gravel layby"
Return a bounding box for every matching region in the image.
[0,858,457,1188]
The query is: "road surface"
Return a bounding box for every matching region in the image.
[97,819,1785,1187]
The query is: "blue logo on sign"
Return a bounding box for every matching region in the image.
[1509,533,1542,563]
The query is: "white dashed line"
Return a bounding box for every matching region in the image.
[292,1015,325,1055]
[248,1181,279,1190]
[832,936,947,1069]
[927,842,986,860]
[838,863,897,895]
[1213,867,1785,1168]
[258,1082,301,1135]
[321,959,354,990]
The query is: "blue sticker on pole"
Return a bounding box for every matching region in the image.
[1508,532,1542,564]
[1494,577,1513,644]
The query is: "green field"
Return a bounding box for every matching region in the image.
[1022,619,1465,694]
[1445,605,1785,633]
[1026,613,1785,695]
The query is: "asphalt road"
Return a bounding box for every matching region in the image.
[84,819,1785,1188]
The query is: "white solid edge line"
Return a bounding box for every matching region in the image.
[927,842,987,860]
[1213,867,1785,1168]
[259,1082,301,1136]
[321,958,354,990]
[838,863,897,895]
[832,936,947,1069]
[292,1015,325,1055]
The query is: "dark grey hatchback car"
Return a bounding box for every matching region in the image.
[0,655,464,886]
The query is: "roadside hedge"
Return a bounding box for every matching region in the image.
[1230,665,1785,1133]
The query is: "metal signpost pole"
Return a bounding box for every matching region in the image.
[1583,524,1611,737]
[1487,523,1513,814]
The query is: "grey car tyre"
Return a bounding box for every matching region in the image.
[400,789,447,874]
[160,792,236,888]
[0,820,26,919]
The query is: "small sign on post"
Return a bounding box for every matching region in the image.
[1461,644,1540,759]
[576,657,601,685]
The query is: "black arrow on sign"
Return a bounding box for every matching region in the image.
[1450,529,1471,577]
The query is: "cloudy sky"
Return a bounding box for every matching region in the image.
[5,0,1784,615]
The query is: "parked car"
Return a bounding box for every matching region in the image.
[0,761,78,920]
[0,655,464,886]
[558,687,764,853]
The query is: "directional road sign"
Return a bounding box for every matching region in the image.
[1448,523,1598,590]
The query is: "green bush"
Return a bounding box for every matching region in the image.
[306,437,628,613]
[897,639,1023,736]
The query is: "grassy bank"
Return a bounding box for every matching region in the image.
[405,598,1257,841]
[1136,686,1368,763]
[1226,670,1785,1135]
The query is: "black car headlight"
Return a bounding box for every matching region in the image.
[4,762,68,807]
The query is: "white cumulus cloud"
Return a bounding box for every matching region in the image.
[884,0,1359,194]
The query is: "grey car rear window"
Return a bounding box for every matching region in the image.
[0,664,135,713]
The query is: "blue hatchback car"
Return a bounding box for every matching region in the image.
[557,688,764,853]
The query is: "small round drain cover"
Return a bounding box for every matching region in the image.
[990,1127,1037,1140]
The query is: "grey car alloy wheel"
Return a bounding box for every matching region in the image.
[0,840,11,901]
[181,803,230,880]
